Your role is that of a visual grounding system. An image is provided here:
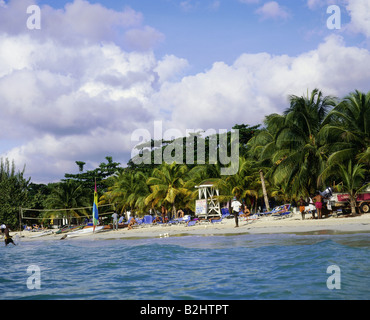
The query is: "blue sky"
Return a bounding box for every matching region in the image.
[37,0,358,71]
[0,0,369,182]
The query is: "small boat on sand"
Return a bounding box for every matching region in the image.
[56,225,84,234]
[29,230,54,238]
[66,226,104,238]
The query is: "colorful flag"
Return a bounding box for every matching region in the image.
[92,180,99,232]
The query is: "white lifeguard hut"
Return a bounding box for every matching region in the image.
[195,181,221,218]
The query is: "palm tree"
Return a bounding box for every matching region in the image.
[145,162,191,218]
[336,160,369,216]
[105,169,151,216]
[44,180,90,225]
[214,157,260,212]
[259,169,270,211]
[266,89,335,197]
[320,90,370,177]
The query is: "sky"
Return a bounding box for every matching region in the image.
[0,0,370,183]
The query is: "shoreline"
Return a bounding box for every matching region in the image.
[13,212,370,241]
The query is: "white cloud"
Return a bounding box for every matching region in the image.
[0,1,369,183]
[255,1,290,20]
[154,55,189,84]
[2,30,370,183]
[124,26,165,51]
[152,35,370,135]
[0,0,164,50]
[0,1,166,182]
[306,0,370,39]
[346,0,370,38]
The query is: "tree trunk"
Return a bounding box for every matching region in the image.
[254,197,258,214]
[259,170,270,211]
[350,197,357,216]
[173,204,176,219]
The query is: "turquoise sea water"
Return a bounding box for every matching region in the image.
[0,233,369,300]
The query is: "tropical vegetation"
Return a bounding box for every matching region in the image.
[1,89,369,229]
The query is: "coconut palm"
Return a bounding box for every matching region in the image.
[336,160,369,215]
[105,169,151,216]
[266,89,335,197]
[213,157,260,212]
[145,162,191,218]
[44,180,90,225]
[320,90,370,174]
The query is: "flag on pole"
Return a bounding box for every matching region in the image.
[92,180,99,232]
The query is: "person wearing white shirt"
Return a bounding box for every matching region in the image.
[111,212,118,230]
[231,197,242,227]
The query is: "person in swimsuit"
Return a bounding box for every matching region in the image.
[1,224,16,246]
[152,216,162,224]
[312,193,323,219]
[298,196,307,219]
[239,206,251,218]
[127,217,137,230]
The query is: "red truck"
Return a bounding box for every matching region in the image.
[330,190,370,214]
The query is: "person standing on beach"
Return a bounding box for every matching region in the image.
[161,206,167,223]
[1,224,16,246]
[298,196,306,219]
[111,212,118,231]
[231,197,242,227]
[313,192,323,219]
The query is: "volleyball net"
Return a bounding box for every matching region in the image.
[20,203,116,224]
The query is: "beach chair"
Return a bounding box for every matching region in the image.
[221,207,232,219]
[210,217,223,224]
[186,220,197,227]
[135,218,144,227]
[152,216,166,226]
[246,213,259,222]
[168,218,181,225]
[258,205,280,217]
[143,215,154,227]
[272,204,292,219]
[124,217,138,229]
[180,216,190,224]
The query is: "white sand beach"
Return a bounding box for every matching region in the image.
[13,212,370,241]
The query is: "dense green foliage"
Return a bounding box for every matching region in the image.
[1,89,369,228]
[0,159,31,229]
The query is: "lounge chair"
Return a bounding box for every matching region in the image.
[180,216,191,224]
[258,205,282,217]
[126,217,139,229]
[246,213,259,222]
[221,207,232,219]
[152,216,166,226]
[168,218,181,225]
[143,215,154,227]
[135,218,143,227]
[186,220,197,227]
[272,204,292,219]
[210,217,223,224]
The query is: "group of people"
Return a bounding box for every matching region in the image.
[232,192,326,225]
[110,207,188,231]
[298,192,324,219]
[110,192,326,233]
[110,209,186,231]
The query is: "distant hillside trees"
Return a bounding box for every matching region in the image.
[0,158,31,229]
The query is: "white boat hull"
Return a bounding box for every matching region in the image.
[29,230,53,238]
[66,226,104,238]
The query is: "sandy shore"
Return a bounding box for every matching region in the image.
[12,212,370,242]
